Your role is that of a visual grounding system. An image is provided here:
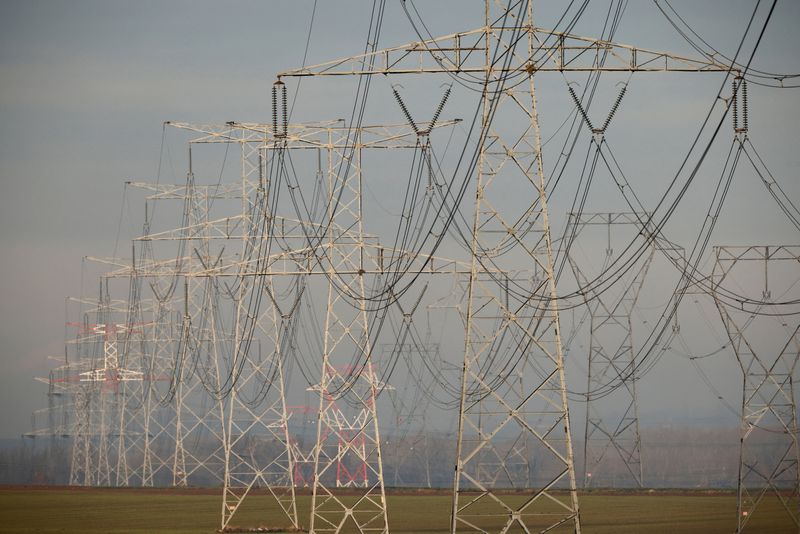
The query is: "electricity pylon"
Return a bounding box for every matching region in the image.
[313,366,380,491]
[60,285,149,487]
[140,295,180,487]
[565,212,654,489]
[133,180,213,488]
[295,124,460,534]
[42,299,108,486]
[311,136,389,530]
[129,143,279,513]
[310,141,388,531]
[104,147,288,494]
[40,307,150,488]
[711,245,800,533]
[384,340,440,488]
[182,119,470,532]
[99,179,232,489]
[112,280,152,487]
[287,404,320,488]
[218,130,298,531]
[28,357,77,483]
[69,380,96,485]
[278,1,731,531]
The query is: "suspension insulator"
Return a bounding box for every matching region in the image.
[281,82,288,137]
[568,85,594,132]
[392,86,419,135]
[732,78,739,132]
[272,82,279,136]
[600,85,627,133]
[742,78,748,132]
[428,85,452,133]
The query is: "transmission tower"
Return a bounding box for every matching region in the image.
[34,303,103,486]
[384,339,440,488]
[27,358,76,484]
[565,212,655,488]
[177,118,469,532]
[711,245,800,532]
[129,144,283,519]
[277,1,734,531]
[63,287,148,487]
[219,130,298,531]
[69,380,95,485]
[112,283,152,487]
[92,188,227,490]
[140,294,181,487]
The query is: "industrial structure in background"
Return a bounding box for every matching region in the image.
[25,2,799,533]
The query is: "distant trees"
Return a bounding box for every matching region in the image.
[0,438,70,485]
[1,424,784,488]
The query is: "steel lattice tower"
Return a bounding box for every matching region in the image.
[129,176,252,488]
[221,132,298,531]
[307,136,388,531]
[140,295,180,487]
[276,125,417,532]
[566,212,654,489]
[711,245,800,532]
[66,289,146,487]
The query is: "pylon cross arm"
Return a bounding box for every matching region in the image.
[278,26,731,79]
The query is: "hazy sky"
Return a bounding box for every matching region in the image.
[1,1,799,439]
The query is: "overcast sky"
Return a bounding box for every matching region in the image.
[1,1,799,439]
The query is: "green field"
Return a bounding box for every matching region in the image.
[0,487,794,533]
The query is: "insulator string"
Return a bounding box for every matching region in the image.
[568,85,595,132]
[742,78,749,132]
[272,83,278,135]
[281,83,288,136]
[392,86,419,135]
[428,85,451,133]
[600,85,627,132]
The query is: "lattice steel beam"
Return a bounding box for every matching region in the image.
[278,26,731,79]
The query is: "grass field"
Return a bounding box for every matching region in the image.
[0,487,795,533]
